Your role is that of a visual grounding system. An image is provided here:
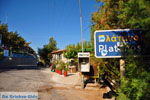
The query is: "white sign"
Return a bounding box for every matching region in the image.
[78,52,90,58]
[0,92,38,100]
[81,63,90,72]
[4,49,9,57]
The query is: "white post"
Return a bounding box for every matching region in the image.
[120,59,125,78]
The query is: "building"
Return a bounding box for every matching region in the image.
[51,49,77,73]
[51,49,67,63]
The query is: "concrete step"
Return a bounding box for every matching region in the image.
[86,83,100,87]
[85,86,100,90]
[74,85,100,90]
[74,83,100,90]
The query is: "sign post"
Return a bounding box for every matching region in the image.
[120,59,125,78]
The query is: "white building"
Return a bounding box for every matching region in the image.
[51,49,67,63]
[51,49,77,73]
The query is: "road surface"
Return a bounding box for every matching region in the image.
[0,66,113,100]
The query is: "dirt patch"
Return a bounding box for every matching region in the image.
[38,85,53,93]
[0,68,114,100]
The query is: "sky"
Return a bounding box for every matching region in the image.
[0,0,102,52]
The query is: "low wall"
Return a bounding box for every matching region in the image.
[0,57,37,68]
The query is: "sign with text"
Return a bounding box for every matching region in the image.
[94,29,140,58]
[78,52,90,72]
[78,52,90,58]
[0,92,38,100]
[4,49,9,57]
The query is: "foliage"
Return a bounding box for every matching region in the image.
[0,53,3,60]
[64,44,78,59]
[64,41,93,59]
[0,49,3,60]
[64,67,69,71]
[55,61,70,71]
[100,59,120,83]
[55,61,66,70]
[117,34,150,100]
[117,0,150,30]
[117,0,150,99]
[0,24,35,55]
[63,62,70,71]
[56,66,63,70]
[38,37,57,64]
[92,0,150,99]
[91,0,122,91]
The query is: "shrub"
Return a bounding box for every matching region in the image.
[0,51,3,60]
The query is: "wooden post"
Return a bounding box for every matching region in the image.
[120,59,125,78]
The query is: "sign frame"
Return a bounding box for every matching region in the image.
[78,52,90,72]
[94,29,133,58]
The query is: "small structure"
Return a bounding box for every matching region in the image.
[51,49,67,63]
[51,49,77,73]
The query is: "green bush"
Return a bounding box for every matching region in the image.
[56,61,65,70]
[64,67,69,71]
[117,34,150,100]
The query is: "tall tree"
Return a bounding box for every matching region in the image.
[0,24,35,54]
[38,37,57,64]
[91,0,150,99]
[64,41,93,59]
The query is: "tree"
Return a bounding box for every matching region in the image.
[64,41,93,59]
[116,0,150,99]
[91,0,122,93]
[91,0,150,99]
[64,44,78,59]
[38,37,57,64]
[0,24,35,55]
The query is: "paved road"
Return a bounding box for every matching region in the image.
[0,66,49,91]
[0,66,112,100]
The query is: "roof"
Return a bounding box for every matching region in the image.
[51,49,66,54]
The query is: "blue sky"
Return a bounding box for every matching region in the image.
[0,0,102,52]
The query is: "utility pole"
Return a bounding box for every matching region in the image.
[78,0,84,52]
